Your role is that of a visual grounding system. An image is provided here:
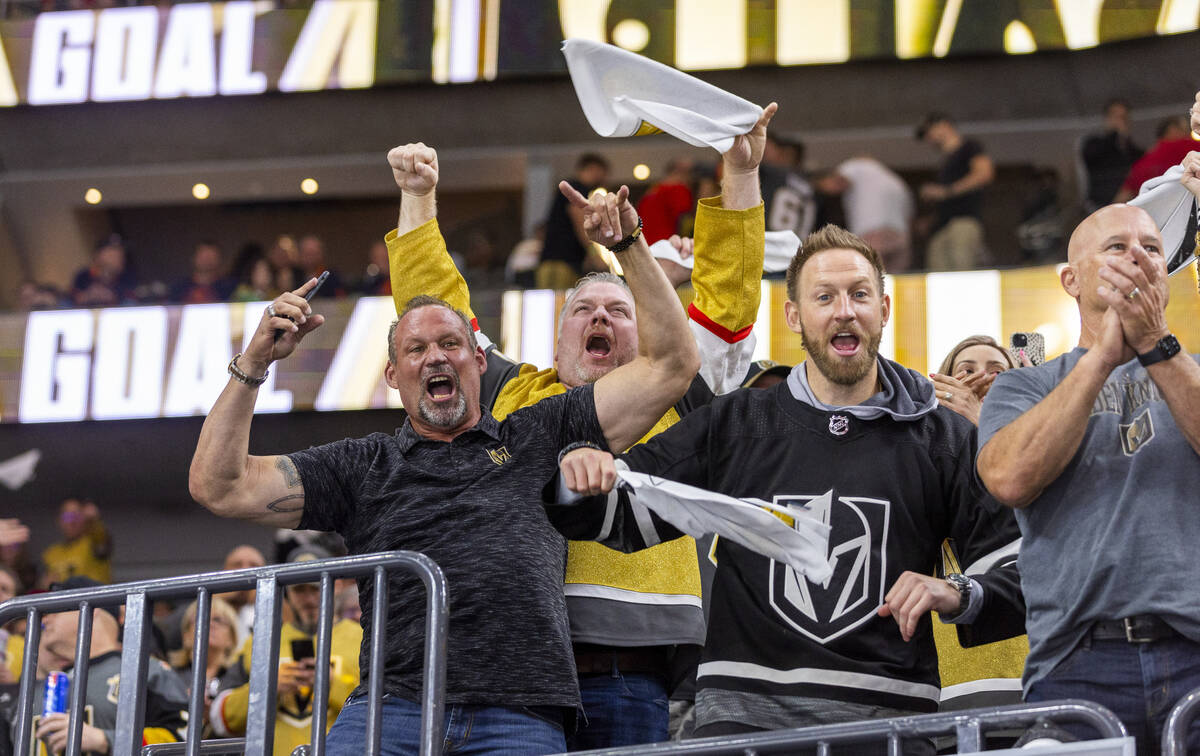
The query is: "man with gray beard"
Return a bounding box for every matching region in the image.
[188,178,699,756]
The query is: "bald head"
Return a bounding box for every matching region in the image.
[1067,204,1159,265]
[1062,203,1165,326]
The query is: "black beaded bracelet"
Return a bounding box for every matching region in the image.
[558,441,605,465]
[606,217,643,254]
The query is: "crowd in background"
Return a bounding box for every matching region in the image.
[12,97,1189,314]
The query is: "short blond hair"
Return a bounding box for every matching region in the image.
[785,224,885,303]
[176,597,241,671]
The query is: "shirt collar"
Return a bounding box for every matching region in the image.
[395,409,502,453]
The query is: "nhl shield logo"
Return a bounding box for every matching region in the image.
[828,415,850,436]
[768,490,890,645]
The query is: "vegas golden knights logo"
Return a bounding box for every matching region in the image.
[1119,409,1155,456]
[486,446,512,465]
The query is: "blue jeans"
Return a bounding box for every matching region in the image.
[565,672,669,750]
[324,693,566,756]
[1026,633,1200,756]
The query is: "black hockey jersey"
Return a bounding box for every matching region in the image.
[548,377,1023,714]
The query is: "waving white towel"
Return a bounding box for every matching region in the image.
[1129,164,1197,276]
[0,449,40,490]
[617,470,833,583]
[651,230,800,274]
[561,39,763,154]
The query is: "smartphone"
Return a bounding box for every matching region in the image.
[1009,332,1045,366]
[290,637,315,661]
[273,271,329,342]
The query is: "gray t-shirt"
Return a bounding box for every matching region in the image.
[979,348,1200,690]
[289,385,606,709]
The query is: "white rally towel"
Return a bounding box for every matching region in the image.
[561,39,763,154]
[617,469,833,583]
[1130,164,1197,276]
[650,230,800,274]
[0,449,40,490]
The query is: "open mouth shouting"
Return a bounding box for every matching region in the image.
[830,331,861,357]
[585,332,613,359]
[424,372,459,403]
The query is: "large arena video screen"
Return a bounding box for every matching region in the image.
[0,0,1194,107]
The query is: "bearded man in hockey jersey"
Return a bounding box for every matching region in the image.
[553,224,1023,745]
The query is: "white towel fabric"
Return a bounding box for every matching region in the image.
[650,230,800,274]
[561,39,763,154]
[0,449,40,490]
[1129,164,1197,276]
[616,469,833,583]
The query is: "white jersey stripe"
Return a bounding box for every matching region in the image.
[564,583,703,607]
[939,677,1023,703]
[963,538,1022,575]
[698,660,941,702]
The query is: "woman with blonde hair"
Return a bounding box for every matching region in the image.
[172,596,241,719]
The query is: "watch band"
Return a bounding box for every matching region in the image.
[1136,334,1181,367]
[943,573,971,619]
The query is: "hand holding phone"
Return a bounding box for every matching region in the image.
[274,271,329,342]
[1009,332,1045,366]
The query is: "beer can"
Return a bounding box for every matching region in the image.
[42,671,69,716]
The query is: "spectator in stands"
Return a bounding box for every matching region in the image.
[916,113,995,271]
[1113,115,1197,202]
[169,241,234,304]
[189,162,698,753]
[298,234,345,297]
[171,596,240,724]
[978,155,1200,752]
[218,545,264,646]
[928,336,1026,724]
[268,234,304,293]
[817,156,916,273]
[761,131,819,242]
[555,223,1023,745]
[41,498,111,586]
[383,107,772,749]
[538,153,608,289]
[1081,98,1143,212]
[70,235,137,307]
[0,565,19,685]
[210,545,360,756]
[932,335,1020,426]
[30,577,189,753]
[229,243,277,303]
[0,520,35,597]
[637,158,695,244]
[357,240,391,296]
[505,224,543,288]
[16,281,64,311]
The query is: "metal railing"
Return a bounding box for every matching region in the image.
[0,551,448,756]
[1163,685,1200,756]
[571,700,1129,755]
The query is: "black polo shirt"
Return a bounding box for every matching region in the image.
[289,384,606,708]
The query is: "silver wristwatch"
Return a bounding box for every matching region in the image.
[944,573,971,619]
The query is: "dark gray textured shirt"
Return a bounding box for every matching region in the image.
[289,385,606,708]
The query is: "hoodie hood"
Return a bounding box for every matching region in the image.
[787,356,938,421]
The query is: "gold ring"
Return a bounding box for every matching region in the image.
[1127,287,1140,300]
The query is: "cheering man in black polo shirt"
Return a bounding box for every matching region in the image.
[188,182,699,756]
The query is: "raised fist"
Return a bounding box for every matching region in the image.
[388,143,439,197]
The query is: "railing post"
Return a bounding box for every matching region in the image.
[245,576,283,756]
[114,592,152,756]
[186,588,212,756]
[310,572,334,756]
[65,601,94,756]
[13,606,42,756]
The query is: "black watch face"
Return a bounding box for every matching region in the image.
[1161,335,1181,357]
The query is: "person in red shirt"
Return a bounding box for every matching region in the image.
[636,158,695,243]
[1114,115,1197,202]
